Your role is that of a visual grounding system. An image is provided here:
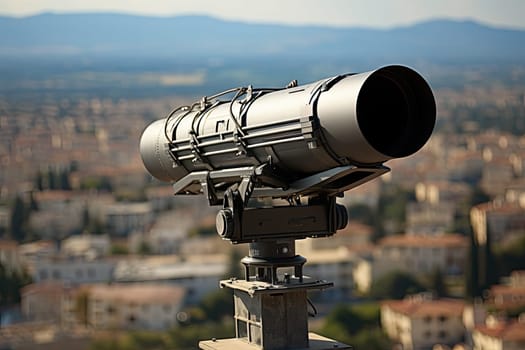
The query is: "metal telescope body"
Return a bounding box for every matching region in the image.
[140,65,435,244]
[140,65,436,350]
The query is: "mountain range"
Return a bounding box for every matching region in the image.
[1,13,524,64]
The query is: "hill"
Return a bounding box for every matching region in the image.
[0,13,524,63]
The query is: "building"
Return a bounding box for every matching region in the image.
[30,190,85,238]
[0,206,9,233]
[487,271,525,314]
[406,201,456,234]
[101,202,154,236]
[87,283,186,330]
[142,209,192,255]
[296,221,374,252]
[18,240,57,273]
[473,318,525,350]
[379,234,468,275]
[61,234,111,259]
[509,270,525,287]
[381,297,465,350]
[353,234,468,293]
[470,202,525,246]
[113,255,226,304]
[0,239,24,273]
[33,257,115,284]
[145,186,178,212]
[301,247,356,301]
[21,282,67,322]
[480,159,516,197]
[415,181,471,205]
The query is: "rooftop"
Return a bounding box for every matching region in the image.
[476,320,525,341]
[90,283,186,304]
[379,233,468,248]
[382,298,465,318]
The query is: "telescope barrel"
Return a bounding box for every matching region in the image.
[140,65,435,185]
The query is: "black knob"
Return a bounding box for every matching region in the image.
[335,204,348,230]
[216,209,234,238]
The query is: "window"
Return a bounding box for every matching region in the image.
[438,315,448,323]
[438,330,447,339]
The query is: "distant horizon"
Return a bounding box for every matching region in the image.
[0,0,524,30]
[1,11,524,33]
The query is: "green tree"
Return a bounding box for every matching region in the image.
[369,271,425,300]
[110,244,129,255]
[75,289,90,326]
[376,183,414,235]
[59,168,72,190]
[47,167,57,190]
[318,303,391,350]
[465,231,481,300]
[9,195,28,242]
[429,268,447,298]
[138,241,152,255]
[196,289,233,323]
[0,262,32,306]
[346,203,376,226]
[495,234,525,277]
[453,186,490,235]
[35,170,44,191]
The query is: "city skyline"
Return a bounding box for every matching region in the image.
[0,0,524,29]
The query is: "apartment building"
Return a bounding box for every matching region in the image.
[354,234,468,293]
[101,202,154,236]
[88,284,186,330]
[0,239,24,273]
[473,318,525,350]
[113,255,226,304]
[34,257,115,284]
[61,234,111,259]
[21,282,66,322]
[381,297,465,350]
[487,271,525,313]
[470,202,525,246]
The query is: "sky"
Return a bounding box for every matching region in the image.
[0,0,524,29]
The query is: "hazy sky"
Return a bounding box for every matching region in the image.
[0,0,524,29]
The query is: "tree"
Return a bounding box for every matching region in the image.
[318,303,391,350]
[369,271,425,300]
[9,195,28,242]
[0,262,32,306]
[465,231,482,300]
[494,234,525,277]
[429,268,447,298]
[453,186,490,235]
[59,168,72,190]
[75,289,90,326]
[376,184,414,235]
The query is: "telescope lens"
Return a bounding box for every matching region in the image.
[356,66,435,159]
[357,74,409,157]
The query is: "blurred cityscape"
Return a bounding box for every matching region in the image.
[1,14,525,350]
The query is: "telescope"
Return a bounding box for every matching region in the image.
[140,65,435,244]
[140,65,435,350]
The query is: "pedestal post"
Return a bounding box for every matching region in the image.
[199,240,351,350]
